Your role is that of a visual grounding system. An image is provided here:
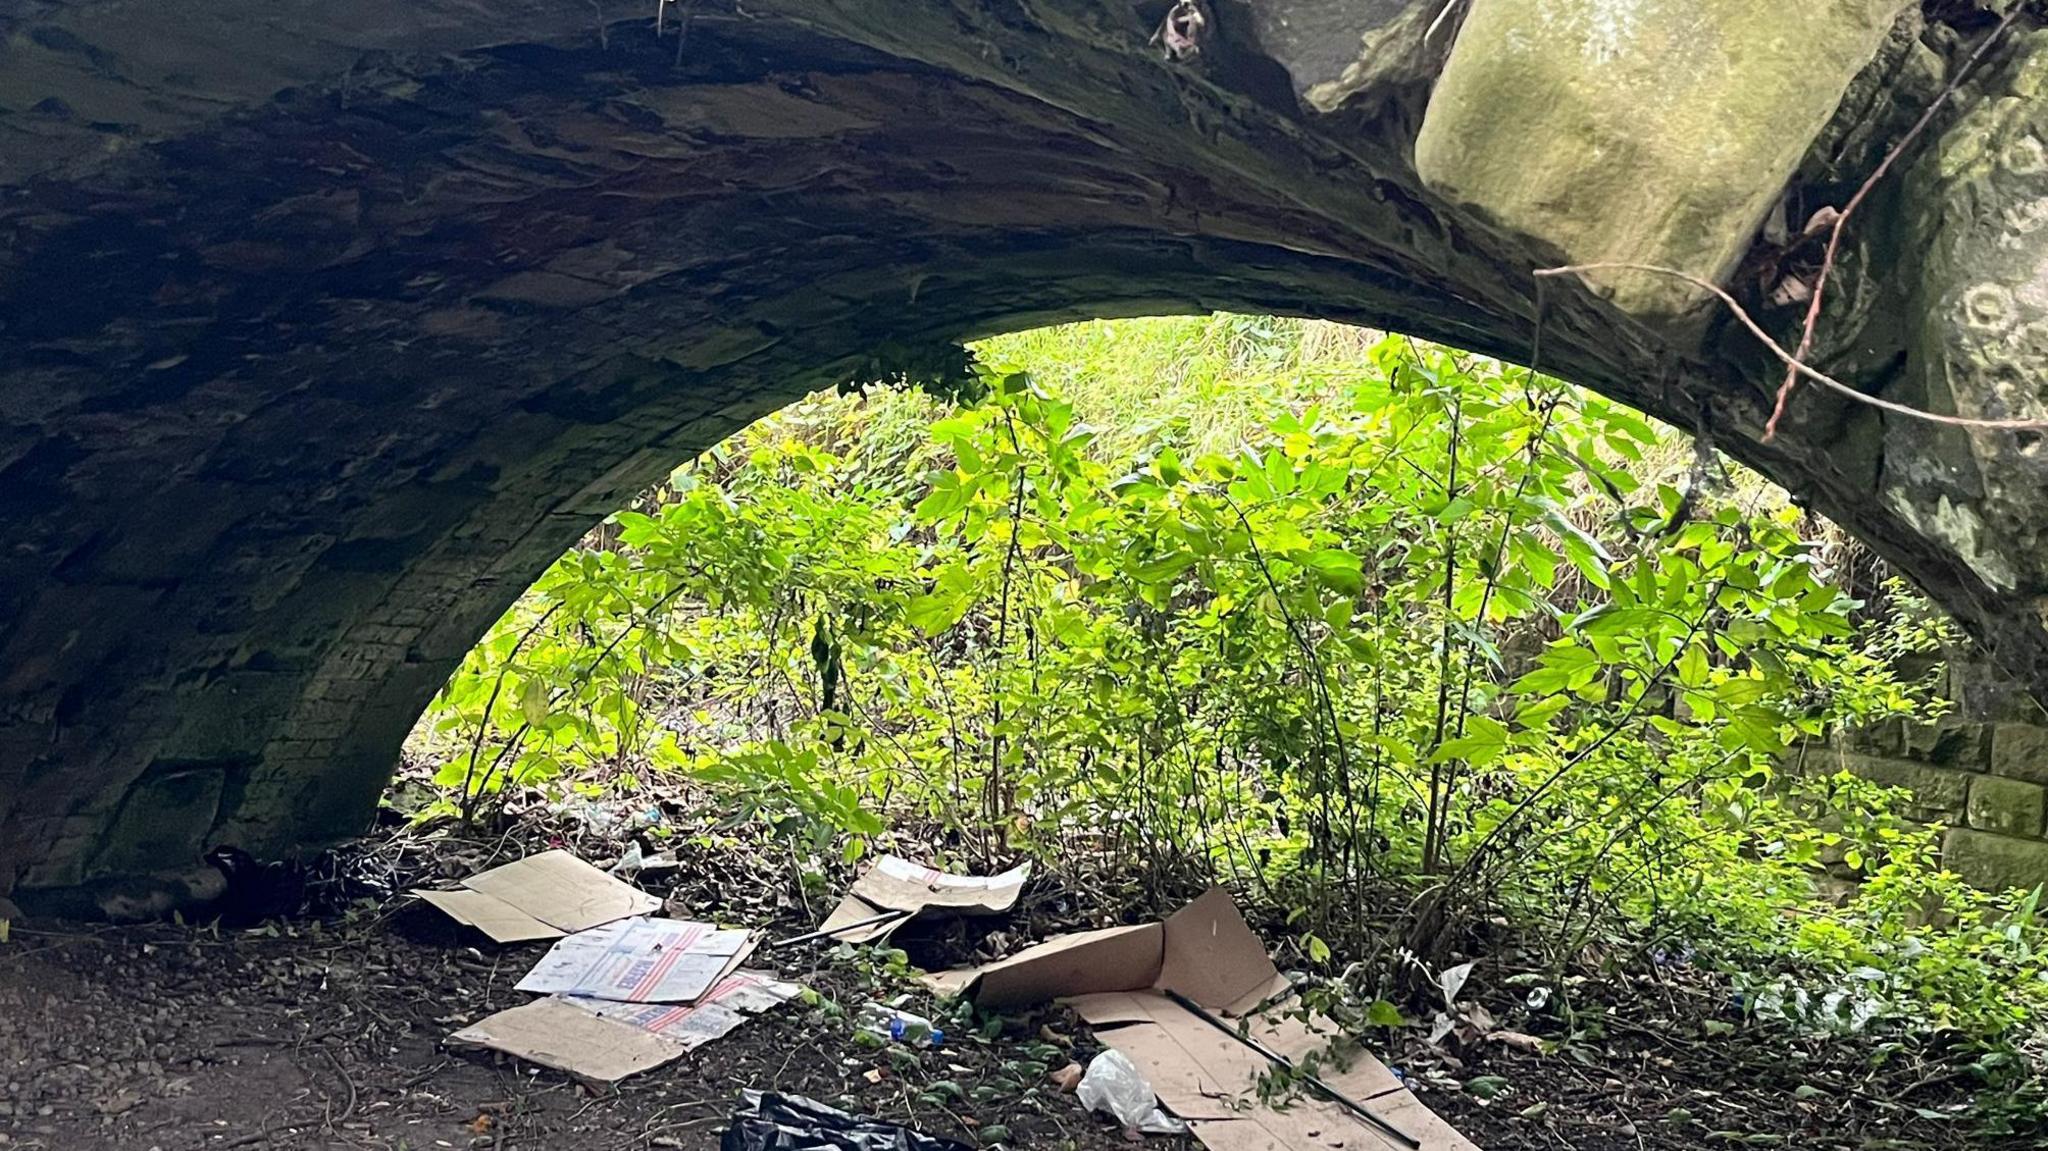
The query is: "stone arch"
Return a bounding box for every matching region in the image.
[4,1,2045,912]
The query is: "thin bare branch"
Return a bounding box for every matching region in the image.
[1768,5,2027,440]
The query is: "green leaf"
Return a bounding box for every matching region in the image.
[1514,695,1570,729]
[1304,933,1331,964]
[906,591,969,636]
[1676,643,1709,688]
[1300,548,1364,594]
[518,676,550,726]
[1713,677,1770,706]
[1464,1075,1512,1100]
[1433,715,1509,767]
[1366,1000,1407,1028]
[1574,605,1665,637]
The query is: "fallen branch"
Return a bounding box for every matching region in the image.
[1535,261,2048,434]
[1768,4,2028,441]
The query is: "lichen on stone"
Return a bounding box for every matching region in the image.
[1889,29,2048,599]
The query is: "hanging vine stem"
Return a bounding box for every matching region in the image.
[1535,262,2048,435]
[1766,3,2027,441]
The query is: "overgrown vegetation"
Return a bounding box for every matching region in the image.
[406,316,2048,1113]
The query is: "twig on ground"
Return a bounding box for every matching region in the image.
[1536,262,2048,434]
[1766,4,2027,440]
[322,1046,360,1124]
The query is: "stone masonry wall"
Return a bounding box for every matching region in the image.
[1796,694,2048,892]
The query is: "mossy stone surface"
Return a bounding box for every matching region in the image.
[1415,0,1914,315]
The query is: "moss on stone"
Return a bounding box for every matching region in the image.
[1944,827,2048,892]
[1414,0,1915,315]
[1967,773,2048,838]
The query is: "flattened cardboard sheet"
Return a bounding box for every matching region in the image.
[451,969,803,1082]
[516,917,754,1003]
[818,856,1030,944]
[1074,993,1476,1151]
[1067,992,1404,1116]
[567,970,803,1050]
[414,850,661,943]
[414,888,561,943]
[1188,1092,1477,1151]
[927,923,1161,1009]
[449,996,684,1082]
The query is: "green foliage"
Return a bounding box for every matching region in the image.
[410,322,2048,1055]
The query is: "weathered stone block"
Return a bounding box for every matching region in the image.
[1837,718,1906,758]
[1905,718,1992,767]
[1415,0,1915,314]
[1889,30,2048,601]
[86,767,225,880]
[1837,753,1968,823]
[1991,723,2048,786]
[1943,828,2048,893]
[154,671,302,764]
[1966,774,2047,838]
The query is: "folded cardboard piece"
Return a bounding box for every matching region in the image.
[816,856,1030,945]
[414,850,662,943]
[451,969,801,1082]
[931,889,1479,1151]
[925,887,1287,1013]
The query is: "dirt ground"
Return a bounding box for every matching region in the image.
[2,825,2037,1151]
[0,905,1154,1151]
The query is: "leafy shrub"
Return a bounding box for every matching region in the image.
[410,325,2048,1048]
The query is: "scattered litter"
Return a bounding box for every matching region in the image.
[451,970,800,1082]
[1076,1049,1189,1136]
[611,841,680,879]
[427,855,805,1080]
[1049,1062,1084,1093]
[930,888,1478,1151]
[722,1090,972,1151]
[517,917,755,1003]
[856,1003,944,1048]
[812,856,1029,945]
[414,850,661,943]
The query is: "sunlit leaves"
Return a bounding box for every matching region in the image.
[411,327,1964,1024]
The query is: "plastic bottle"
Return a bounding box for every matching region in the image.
[856,1003,945,1048]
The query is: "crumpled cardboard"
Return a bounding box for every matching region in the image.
[930,888,1479,1151]
[815,855,1030,945]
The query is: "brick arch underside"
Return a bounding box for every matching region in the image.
[0,10,2029,913]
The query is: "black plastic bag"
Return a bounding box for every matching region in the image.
[722,1091,974,1151]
